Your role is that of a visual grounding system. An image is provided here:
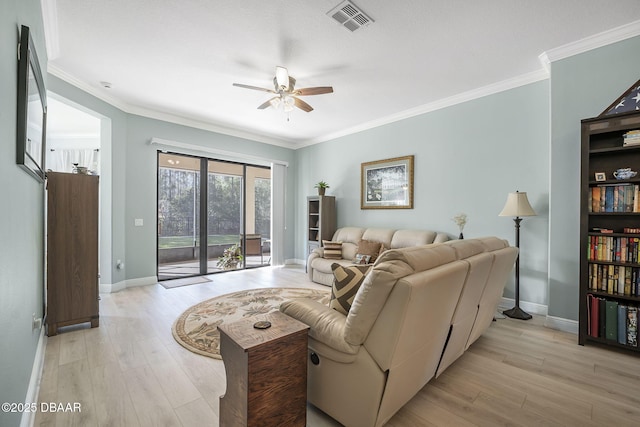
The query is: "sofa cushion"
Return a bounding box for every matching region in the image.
[323,240,343,259]
[361,228,396,249]
[390,229,438,248]
[356,239,382,263]
[330,263,372,315]
[345,245,458,346]
[280,298,359,355]
[332,227,366,261]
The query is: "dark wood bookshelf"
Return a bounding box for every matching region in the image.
[580,110,640,352]
[306,196,336,259]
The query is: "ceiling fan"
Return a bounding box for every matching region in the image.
[233,66,333,113]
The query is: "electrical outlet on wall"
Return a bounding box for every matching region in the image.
[134,218,143,227]
[32,313,42,331]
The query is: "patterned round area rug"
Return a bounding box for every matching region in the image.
[172,287,330,359]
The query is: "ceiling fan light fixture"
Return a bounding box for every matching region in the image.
[269,97,281,108]
[283,95,295,112]
[275,66,289,90]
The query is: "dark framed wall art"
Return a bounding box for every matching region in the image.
[16,25,47,181]
[361,155,414,209]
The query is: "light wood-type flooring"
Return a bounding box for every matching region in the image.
[35,266,640,426]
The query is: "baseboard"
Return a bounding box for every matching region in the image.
[285,258,305,266]
[500,297,548,316]
[99,276,158,293]
[544,315,578,334]
[499,297,578,334]
[99,282,120,293]
[125,276,158,288]
[20,328,46,427]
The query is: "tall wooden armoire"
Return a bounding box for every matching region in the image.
[46,172,99,336]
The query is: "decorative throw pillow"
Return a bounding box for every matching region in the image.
[353,254,371,265]
[355,239,382,263]
[330,263,371,315]
[323,240,343,259]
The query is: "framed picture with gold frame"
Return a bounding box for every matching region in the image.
[361,155,414,209]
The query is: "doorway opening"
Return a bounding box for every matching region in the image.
[157,152,271,280]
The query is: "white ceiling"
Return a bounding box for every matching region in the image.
[43,0,640,148]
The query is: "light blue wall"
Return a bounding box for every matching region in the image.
[296,81,551,306]
[45,78,299,282]
[47,75,129,286]
[0,2,47,426]
[124,115,297,280]
[548,35,640,320]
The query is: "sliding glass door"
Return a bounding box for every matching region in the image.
[157,152,271,280]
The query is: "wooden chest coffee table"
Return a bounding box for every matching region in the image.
[218,310,310,427]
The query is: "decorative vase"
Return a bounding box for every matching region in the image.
[318,187,326,196]
[458,232,464,240]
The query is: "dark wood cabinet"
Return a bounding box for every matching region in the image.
[307,195,336,257]
[46,172,99,336]
[218,311,309,427]
[580,111,640,352]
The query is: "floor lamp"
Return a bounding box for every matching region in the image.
[499,191,536,320]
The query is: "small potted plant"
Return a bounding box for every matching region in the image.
[217,244,243,270]
[452,213,468,240]
[315,180,330,196]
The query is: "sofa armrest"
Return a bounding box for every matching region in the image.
[307,248,324,280]
[280,299,359,355]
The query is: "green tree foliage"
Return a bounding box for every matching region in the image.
[158,166,271,244]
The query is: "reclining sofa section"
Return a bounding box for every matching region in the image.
[282,237,518,427]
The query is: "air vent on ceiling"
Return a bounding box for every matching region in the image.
[327,1,374,32]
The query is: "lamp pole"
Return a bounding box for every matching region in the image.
[503,216,532,320]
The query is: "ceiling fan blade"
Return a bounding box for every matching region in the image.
[232,83,276,94]
[293,97,314,112]
[294,86,334,96]
[257,97,278,109]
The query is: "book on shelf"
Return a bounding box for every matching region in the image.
[591,227,613,233]
[587,235,640,266]
[605,300,618,341]
[587,294,597,337]
[587,295,639,346]
[618,304,628,344]
[588,263,640,296]
[598,298,606,338]
[623,130,640,146]
[628,307,638,347]
[623,138,640,147]
[588,185,639,213]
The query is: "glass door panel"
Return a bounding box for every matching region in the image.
[158,152,272,279]
[207,160,244,273]
[157,153,201,280]
[246,166,271,267]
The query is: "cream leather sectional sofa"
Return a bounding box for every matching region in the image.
[307,226,450,286]
[282,237,518,427]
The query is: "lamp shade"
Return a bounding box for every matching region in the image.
[499,191,536,217]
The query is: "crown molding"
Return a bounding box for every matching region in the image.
[40,0,60,60]
[47,64,299,149]
[297,68,549,148]
[46,20,640,151]
[48,63,130,110]
[541,19,640,65]
[149,137,288,167]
